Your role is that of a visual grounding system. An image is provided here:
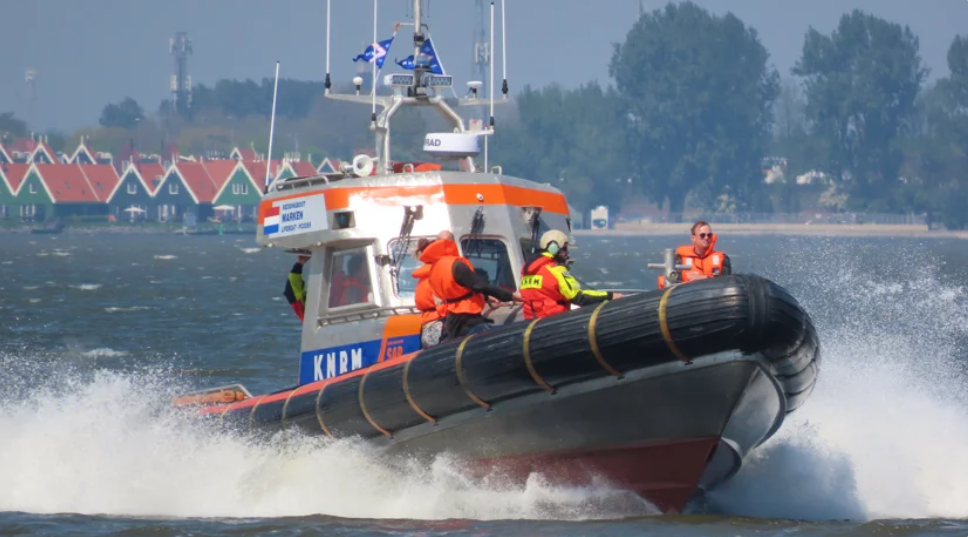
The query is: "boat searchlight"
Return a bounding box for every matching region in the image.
[423,132,481,159]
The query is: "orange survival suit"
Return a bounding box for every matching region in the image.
[520,252,613,319]
[419,239,514,341]
[411,263,443,326]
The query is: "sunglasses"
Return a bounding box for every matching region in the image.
[696,233,713,239]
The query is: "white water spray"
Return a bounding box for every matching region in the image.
[0,364,650,520]
[709,239,968,521]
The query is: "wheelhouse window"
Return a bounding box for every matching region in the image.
[460,237,517,292]
[388,237,433,299]
[522,217,554,259]
[328,249,374,308]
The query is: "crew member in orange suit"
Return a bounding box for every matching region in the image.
[520,230,624,319]
[657,220,731,289]
[420,230,522,342]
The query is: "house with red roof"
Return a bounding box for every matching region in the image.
[210,160,277,222]
[13,164,54,220]
[151,161,228,222]
[109,162,165,220]
[0,163,31,217]
[0,163,26,219]
[27,164,109,218]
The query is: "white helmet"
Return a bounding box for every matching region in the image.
[540,230,570,255]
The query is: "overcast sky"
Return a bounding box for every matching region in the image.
[2,0,966,133]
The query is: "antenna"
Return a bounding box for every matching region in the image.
[371,0,378,121]
[325,0,332,93]
[24,68,36,126]
[265,61,280,192]
[501,0,508,98]
[170,32,193,116]
[485,2,495,171]
[472,0,489,103]
[412,0,424,94]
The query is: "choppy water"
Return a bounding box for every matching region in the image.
[1,232,967,536]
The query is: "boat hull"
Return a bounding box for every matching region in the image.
[383,359,783,513]
[200,274,818,513]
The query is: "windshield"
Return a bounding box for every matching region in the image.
[388,237,433,299]
[460,238,517,292]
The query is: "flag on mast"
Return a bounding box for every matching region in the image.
[353,37,394,68]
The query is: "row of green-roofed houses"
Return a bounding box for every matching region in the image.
[0,138,342,224]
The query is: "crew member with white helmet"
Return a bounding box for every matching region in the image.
[519,230,624,319]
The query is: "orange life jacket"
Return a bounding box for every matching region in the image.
[412,263,443,325]
[657,234,726,289]
[520,254,570,319]
[420,239,485,316]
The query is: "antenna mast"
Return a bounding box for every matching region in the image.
[170,32,193,116]
[411,0,427,93]
[473,0,489,101]
[265,61,280,192]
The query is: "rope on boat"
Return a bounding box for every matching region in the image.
[455,334,491,410]
[403,355,437,424]
[359,369,392,437]
[658,286,691,363]
[522,318,555,393]
[588,301,622,377]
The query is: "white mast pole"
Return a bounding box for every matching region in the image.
[265,60,280,191]
[372,0,378,116]
[485,2,495,172]
[501,0,508,98]
[325,0,331,94]
[413,0,422,94]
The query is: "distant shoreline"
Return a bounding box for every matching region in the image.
[575,223,968,239]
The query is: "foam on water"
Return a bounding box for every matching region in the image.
[0,363,651,520]
[82,348,128,358]
[708,239,968,521]
[71,284,102,291]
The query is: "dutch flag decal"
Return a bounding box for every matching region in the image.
[263,206,281,235]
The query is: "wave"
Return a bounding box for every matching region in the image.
[0,366,651,520]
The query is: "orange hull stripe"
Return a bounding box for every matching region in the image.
[259,183,568,224]
[200,349,422,414]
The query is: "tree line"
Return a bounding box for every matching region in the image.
[3,2,966,228]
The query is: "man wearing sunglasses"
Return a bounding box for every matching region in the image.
[520,230,624,320]
[658,220,731,289]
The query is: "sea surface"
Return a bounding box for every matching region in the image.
[1,232,967,536]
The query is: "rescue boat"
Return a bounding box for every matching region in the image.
[177,3,820,514]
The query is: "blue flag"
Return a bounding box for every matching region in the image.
[394,38,444,74]
[353,37,394,68]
